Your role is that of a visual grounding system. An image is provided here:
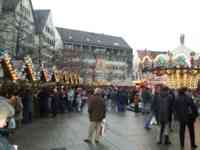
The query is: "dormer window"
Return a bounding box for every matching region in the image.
[86,38,90,42]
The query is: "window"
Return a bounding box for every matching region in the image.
[45,26,54,36]
[65,43,73,49]
[86,38,90,42]
[20,4,31,17]
[20,3,23,11]
[74,44,80,49]
[114,42,119,46]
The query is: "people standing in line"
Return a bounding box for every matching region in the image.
[173,87,198,150]
[157,86,173,145]
[84,88,106,144]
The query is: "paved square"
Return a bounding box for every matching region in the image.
[10,111,200,150]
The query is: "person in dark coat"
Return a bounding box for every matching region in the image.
[58,86,66,113]
[157,86,173,145]
[22,88,33,124]
[38,87,50,117]
[84,88,106,144]
[168,89,175,130]
[144,85,161,129]
[151,85,161,124]
[173,87,198,149]
[116,88,126,112]
[141,87,152,113]
[51,88,59,117]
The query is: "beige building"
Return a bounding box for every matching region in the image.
[57,27,133,84]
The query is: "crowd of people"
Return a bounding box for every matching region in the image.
[0,83,200,149]
[132,85,200,150]
[0,84,133,129]
[0,84,132,149]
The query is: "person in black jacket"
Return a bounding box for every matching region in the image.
[144,85,161,129]
[157,86,173,145]
[173,87,198,149]
[22,88,33,124]
[51,87,59,117]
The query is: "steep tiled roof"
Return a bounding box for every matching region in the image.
[34,9,50,33]
[57,27,132,49]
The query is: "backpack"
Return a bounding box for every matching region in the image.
[184,96,198,121]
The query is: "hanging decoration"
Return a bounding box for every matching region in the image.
[51,66,60,82]
[40,64,49,82]
[24,56,36,81]
[1,53,19,81]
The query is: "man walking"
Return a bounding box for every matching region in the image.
[174,88,198,150]
[84,88,106,144]
[144,85,161,129]
[157,86,173,145]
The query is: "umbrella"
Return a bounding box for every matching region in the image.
[0,97,15,119]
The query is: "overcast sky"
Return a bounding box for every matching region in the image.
[32,0,200,52]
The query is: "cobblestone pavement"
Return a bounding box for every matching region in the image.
[10,111,200,150]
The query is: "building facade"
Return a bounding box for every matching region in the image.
[0,0,35,58]
[34,9,63,66]
[57,27,133,84]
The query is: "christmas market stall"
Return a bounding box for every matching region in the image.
[142,34,200,89]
